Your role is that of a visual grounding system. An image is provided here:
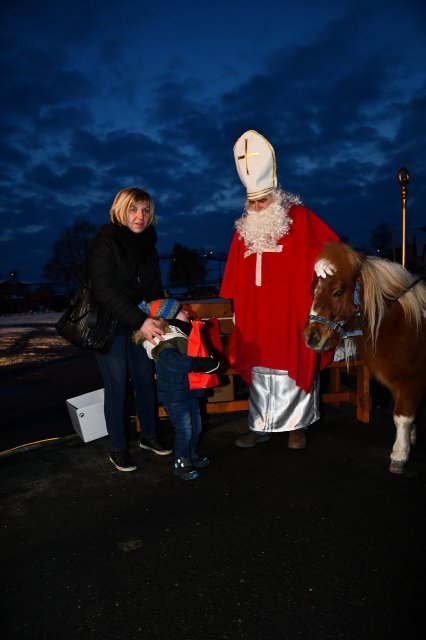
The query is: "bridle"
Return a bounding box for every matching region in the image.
[307,277,364,340]
[307,274,424,339]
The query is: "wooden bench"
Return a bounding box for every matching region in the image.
[137,299,371,426]
[323,359,371,423]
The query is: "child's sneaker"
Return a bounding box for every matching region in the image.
[173,457,199,480]
[191,451,210,468]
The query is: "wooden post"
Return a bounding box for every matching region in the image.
[398,167,410,266]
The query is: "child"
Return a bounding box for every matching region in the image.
[133,299,220,480]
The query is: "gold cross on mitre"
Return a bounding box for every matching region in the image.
[238,138,260,175]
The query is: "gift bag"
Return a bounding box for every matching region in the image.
[201,317,226,364]
[187,320,220,390]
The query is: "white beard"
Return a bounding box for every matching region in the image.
[235,190,301,254]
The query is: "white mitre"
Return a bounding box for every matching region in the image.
[233,129,277,199]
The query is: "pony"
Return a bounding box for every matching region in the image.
[303,242,426,474]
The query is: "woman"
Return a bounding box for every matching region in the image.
[89,187,172,471]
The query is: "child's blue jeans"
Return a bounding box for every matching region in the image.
[162,397,202,459]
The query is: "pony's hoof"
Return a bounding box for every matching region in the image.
[389,460,405,474]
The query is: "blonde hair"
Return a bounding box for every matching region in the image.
[109,187,156,226]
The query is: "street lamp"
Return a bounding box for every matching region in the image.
[398,167,410,267]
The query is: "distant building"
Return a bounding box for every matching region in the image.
[0,279,76,314]
[0,279,32,314]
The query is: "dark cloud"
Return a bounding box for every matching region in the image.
[0,0,425,284]
[1,46,93,125]
[38,106,93,133]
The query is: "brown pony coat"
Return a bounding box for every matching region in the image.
[304,242,426,473]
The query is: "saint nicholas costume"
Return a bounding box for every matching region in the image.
[220,130,339,435]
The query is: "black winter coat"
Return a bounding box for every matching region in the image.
[88,223,164,334]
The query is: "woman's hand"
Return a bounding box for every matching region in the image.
[139,317,165,344]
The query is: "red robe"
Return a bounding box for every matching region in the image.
[220,206,339,393]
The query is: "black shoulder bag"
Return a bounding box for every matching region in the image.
[55,285,117,354]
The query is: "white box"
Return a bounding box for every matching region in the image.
[66,389,108,443]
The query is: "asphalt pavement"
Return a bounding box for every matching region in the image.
[1,320,425,639]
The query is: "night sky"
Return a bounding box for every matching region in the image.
[1,0,425,284]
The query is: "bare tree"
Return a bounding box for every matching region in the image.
[43,218,98,287]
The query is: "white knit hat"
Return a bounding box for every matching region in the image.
[233,130,277,199]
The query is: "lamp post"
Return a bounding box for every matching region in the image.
[398,167,410,267]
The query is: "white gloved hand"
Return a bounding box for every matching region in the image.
[314,259,335,278]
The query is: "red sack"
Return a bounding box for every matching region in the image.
[187,320,220,390]
[201,317,226,364]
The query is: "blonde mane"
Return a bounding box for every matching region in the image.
[320,243,426,348]
[362,257,426,345]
